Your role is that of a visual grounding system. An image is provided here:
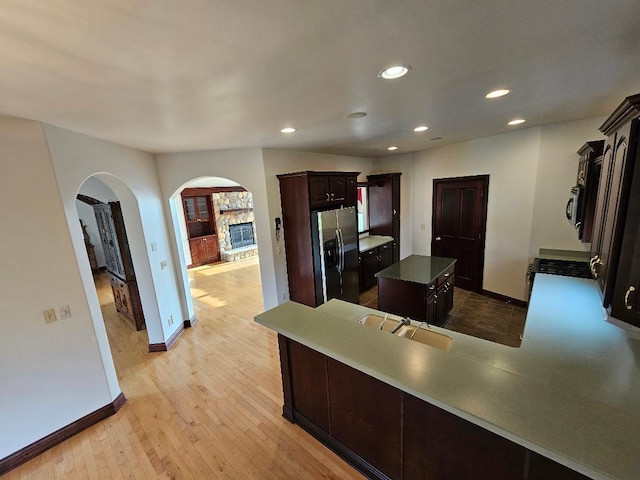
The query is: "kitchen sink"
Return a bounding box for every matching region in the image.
[398,326,453,351]
[357,314,453,350]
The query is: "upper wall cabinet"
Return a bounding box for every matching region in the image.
[308,174,358,208]
[575,140,604,242]
[590,93,640,328]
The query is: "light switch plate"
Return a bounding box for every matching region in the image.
[43,308,57,324]
[59,305,71,320]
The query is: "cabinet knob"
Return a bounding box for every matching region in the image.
[393,208,397,216]
[326,193,330,201]
[444,272,450,277]
[428,284,435,291]
[435,237,442,241]
[625,285,636,310]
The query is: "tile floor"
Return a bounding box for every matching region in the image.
[359,285,527,347]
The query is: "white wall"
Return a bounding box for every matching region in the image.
[43,125,183,348]
[529,117,606,257]
[155,148,278,319]
[261,149,374,303]
[411,117,604,301]
[0,117,114,458]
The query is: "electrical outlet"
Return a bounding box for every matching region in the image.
[420,224,426,230]
[59,305,71,320]
[151,242,157,252]
[168,315,174,325]
[161,260,168,269]
[43,308,57,324]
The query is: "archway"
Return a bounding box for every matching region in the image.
[169,176,264,324]
[75,176,154,349]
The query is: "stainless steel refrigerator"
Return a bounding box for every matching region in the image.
[312,206,360,305]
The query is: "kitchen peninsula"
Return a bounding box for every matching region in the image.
[255,274,640,480]
[376,255,456,326]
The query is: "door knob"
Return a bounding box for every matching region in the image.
[435,237,442,241]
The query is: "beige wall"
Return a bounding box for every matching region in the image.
[407,117,604,301]
[0,117,115,458]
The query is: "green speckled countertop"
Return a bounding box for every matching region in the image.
[375,254,456,283]
[255,275,640,480]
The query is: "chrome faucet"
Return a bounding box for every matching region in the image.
[390,316,411,334]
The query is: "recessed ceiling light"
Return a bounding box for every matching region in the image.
[387,146,398,151]
[486,89,511,99]
[280,127,296,133]
[379,65,411,80]
[507,119,526,126]
[414,125,429,132]
[347,112,367,119]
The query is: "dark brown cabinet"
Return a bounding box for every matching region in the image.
[94,202,145,331]
[589,95,640,322]
[278,171,360,307]
[359,241,393,291]
[377,263,455,326]
[575,141,604,242]
[182,189,220,266]
[403,394,527,480]
[594,93,640,327]
[278,335,589,480]
[367,173,401,262]
[308,174,357,208]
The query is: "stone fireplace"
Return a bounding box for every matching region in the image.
[211,190,259,262]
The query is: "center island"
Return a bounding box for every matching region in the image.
[376,255,456,325]
[254,274,640,480]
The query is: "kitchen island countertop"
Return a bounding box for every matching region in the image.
[255,274,640,479]
[375,254,456,283]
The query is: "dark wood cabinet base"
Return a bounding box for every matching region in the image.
[278,334,589,480]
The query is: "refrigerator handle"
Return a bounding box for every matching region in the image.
[336,228,344,273]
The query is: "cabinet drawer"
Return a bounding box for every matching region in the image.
[437,266,454,286]
[363,247,378,257]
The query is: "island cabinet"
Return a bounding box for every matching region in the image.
[376,255,455,326]
[367,173,401,262]
[590,93,640,327]
[277,171,359,307]
[277,335,590,480]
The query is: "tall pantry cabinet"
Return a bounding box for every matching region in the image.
[590,93,640,328]
[367,173,401,263]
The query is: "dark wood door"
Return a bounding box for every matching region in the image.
[432,176,489,292]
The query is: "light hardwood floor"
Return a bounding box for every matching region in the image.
[7,257,363,479]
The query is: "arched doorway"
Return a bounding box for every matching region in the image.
[75,176,152,353]
[170,177,263,324]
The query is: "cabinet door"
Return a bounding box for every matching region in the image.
[189,237,207,265]
[361,248,379,290]
[425,285,438,324]
[329,176,347,202]
[610,122,640,326]
[378,242,393,269]
[590,146,614,267]
[345,176,358,207]
[368,177,393,236]
[436,283,448,325]
[443,274,455,316]
[309,176,330,207]
[596,125,633,306]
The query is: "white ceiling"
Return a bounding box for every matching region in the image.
[1,0,639,157]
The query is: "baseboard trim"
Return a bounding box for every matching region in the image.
[481,289,528,308]
[148,322,185,352]
[0,392,126,476]
[184,314,198,328]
